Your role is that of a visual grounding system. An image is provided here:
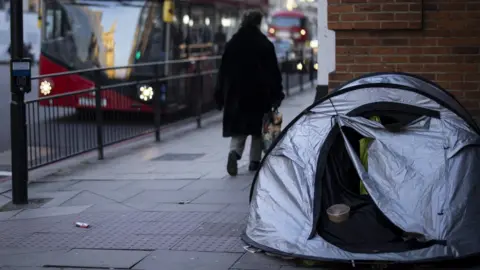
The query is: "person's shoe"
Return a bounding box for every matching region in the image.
[248,161,260,172]
[227,151,239,176]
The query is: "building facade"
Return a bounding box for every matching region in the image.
[327,0,480,118]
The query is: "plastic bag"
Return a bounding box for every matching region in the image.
[262,109,282,153]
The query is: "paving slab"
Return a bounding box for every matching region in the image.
[115,172,207,180]
[232,252,296,270]
[0,194,10,207]
[123,201,159,211]
[88,188,143,202]
[171,235,245,253]
[181,178,252,191]
[27,191,81,208]
[134,250,243,270]
[63,179,132,191]
[123,190,206,204]
[60,190,117,206]
[43,249,150,269]
[82,202,136,212]
[10,205,91,220]
[120,179,194,190]
[192,190,250,204]
[0,210,21,220]
[221,204,250,213]
[28,180,78,192]
[0,266,105,270]
[280,266,332,270]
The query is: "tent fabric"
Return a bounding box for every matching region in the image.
[332,72,480,134]
[243,73,480,262]
[359,115,381,195]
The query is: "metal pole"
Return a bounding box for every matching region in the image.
[10,0,28,204]
[164,23,171,76]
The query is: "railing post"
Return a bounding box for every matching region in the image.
[195,60,202,128]
[285,51,290,97]
[153,65,162,142]
[9,0,28,205]
[94,70,104,160]
[299,49,304,92]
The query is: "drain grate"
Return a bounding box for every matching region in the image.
[151,153,205,161]
[0,197,52,212]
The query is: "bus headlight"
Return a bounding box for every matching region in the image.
[296,62,303,71]
[40,80,52,95]
[139,85,154,101]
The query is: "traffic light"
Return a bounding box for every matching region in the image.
[135,51,141,60]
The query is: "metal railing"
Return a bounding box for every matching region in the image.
[25,51,317,169]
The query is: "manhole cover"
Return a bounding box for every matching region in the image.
[0,197,52,212]
[152,153,205,161]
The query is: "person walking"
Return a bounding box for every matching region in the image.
[214,25,227,54]
[214,10,284,176]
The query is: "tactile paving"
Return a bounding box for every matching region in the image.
[171,236,245,253]
[207,211,249,223]
[0,235,32,248]
[91,221,202,236]
[104,211,171,222]
[189,222,246,237]
[0,217,61,236]
[6,233,83,249]
[76,233,184,250]
[159,211,217,223]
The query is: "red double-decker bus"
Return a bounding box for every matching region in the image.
[267,10,312,47]
[37,0,267,113]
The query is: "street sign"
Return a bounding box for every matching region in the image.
[163,0,174,23]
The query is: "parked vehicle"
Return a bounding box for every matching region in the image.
[267,9,313,49]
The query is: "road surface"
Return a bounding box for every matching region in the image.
[0,66,312,170]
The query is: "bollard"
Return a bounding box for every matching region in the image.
[153,65,162,142]
[284,51,290,97]
[299,49,303,92]
[94,70,104,160]
[9,0,28,204]
[195,61,202,128]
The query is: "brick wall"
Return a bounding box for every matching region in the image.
[327,0,480,117]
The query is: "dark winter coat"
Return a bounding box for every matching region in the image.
[214,25,284,138]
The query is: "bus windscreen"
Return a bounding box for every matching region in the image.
[271,16,301,27]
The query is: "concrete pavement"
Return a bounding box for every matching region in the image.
[0,88,321,270]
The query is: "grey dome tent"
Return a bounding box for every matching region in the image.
[242,72,480,263]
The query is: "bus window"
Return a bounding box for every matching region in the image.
[43,1,65,40]
[54,9,63,37]
[44,9,54,39]
[271,16,301,28]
